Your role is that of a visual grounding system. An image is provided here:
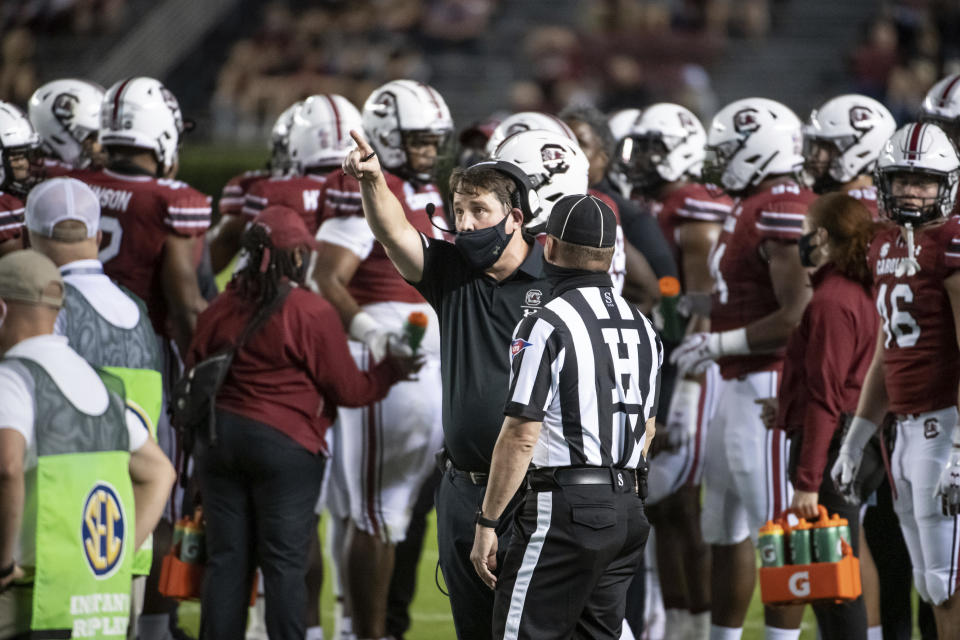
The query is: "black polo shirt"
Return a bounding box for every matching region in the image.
[412,236,550,472]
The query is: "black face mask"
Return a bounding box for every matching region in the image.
[455,214,513,271]
[798,231,820,268]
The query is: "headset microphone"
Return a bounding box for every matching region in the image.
[425,202,454,234]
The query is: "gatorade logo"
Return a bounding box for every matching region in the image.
[788,571,811,597]
[81,482,126,579]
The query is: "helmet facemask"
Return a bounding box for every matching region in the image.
[1,143,39,198]
[702,138,743,189]
[802,136,844,193]
[877,167,958,226]
[400,129,452,184]
[616,133,668,195]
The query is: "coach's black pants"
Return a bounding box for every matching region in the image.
[195,411,325,640]
[492,480,650,639]
[436,467,522,640]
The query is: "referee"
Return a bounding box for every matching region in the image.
[343,131,553,639]
[470,194,661,639]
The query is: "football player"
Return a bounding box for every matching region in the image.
[671,98,815,640]
[0,102,38,256]
[483,110,577,157]
[208,101,302,273]
[313,79,450,640]
[803,94,896,215]
[833,122,960,638]
[69,76,211,640]
[560,105,679,311]
[28,78,106,178]
[620,103,733,640]
[607,107,642,199]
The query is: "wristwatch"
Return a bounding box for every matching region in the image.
[475,508,500,529]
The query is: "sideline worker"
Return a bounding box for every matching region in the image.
[470,194,661,639]
[25,177,164,637]
[342,130,551,639]
[0,250,174,639]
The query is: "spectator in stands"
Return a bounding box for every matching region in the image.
[0,29,37,105]
[190,205,419,640]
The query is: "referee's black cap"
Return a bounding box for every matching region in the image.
[546,194,617,248]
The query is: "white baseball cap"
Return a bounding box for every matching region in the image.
[25,177,100,242]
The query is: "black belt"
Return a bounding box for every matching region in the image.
[441,457,489,486]
[526,466,637,492]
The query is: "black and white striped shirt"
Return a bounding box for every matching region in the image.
[504,271,662,470]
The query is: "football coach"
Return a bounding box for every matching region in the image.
[343,130,553,639]
[471,194,661,639]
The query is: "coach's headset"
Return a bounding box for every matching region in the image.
[426,159,542,236]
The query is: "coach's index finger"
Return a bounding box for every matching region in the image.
[350,129,373,156]
[343,129,381,182]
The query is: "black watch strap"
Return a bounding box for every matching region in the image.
[0,561,14,579]
[475,509,500,529]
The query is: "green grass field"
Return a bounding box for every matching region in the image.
[173,513,840,639]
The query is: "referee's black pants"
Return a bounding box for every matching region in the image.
[492,478,650,639]
[195,410,325,640]
[436,467,523,640]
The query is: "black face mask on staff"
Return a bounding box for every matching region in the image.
[454,213,514,271]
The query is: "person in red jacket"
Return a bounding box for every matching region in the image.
[761,193,884,639]
[188,205,419,640]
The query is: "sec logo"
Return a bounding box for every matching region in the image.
[81,482,126,579]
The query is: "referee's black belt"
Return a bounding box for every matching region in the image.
[526,466,637,492]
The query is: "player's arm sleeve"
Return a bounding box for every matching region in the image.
[0,366,34,448]
[621,203,678,279]
[755,199,807,242]
[0,201,25,244]
[241,184,268,220]
[218,179,246,217]
[163,190,213,237]
[942,227,960,275]
[676,195,731,224]
[315,216,376,261]
[504,316,561,421]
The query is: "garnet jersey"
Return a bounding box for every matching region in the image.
[843,184,879,219]
[41,158,73,179]
[219,169,268,218]
[316,169,444,306]
[0,192,25,246]
[69,168,212,336]
[709,179,816,379]
[242,174,329,235]
[868,219,960,414]
[650,182,733,282]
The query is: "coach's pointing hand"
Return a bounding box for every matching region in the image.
[343,130,382,183]
[470,526,498,590]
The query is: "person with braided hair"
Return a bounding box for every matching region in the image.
[187,205,421,640]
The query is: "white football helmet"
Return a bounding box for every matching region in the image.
[608,108,642,143]
[493,129,589,232]
[362,79,453,182]
[268,101,303,175]
[28,79,104,169]
[287,95,362,174]
[876,122,960,225]
[0,101,40,195]
[704,97,803,193]
[921,74,960,145]
[619,103,706,193]
[484,111,576,158]
[803,94,896,193]
[100,77,184,176]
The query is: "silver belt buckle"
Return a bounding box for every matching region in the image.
[469,471,485,485]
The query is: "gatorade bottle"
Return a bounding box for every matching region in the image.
[180,522,204,564]
[403,311,429,353]
[758,521,785,567]
[656,276,685,343]
[788,518,813,565]
[813,511,846,563]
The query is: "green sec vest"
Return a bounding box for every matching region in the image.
[61,281,162,575]
[7,357,134,639]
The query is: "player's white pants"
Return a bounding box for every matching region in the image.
[647,364,722,505]
[339,301,443,544]
[700,370,792,545]
[891,407,960,606]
